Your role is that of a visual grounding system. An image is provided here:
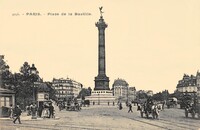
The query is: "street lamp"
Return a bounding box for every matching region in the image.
[30,64,37,102]
[29,64,38,119]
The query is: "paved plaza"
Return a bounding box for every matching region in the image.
[0,104,200,130]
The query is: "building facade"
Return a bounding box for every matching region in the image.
[112,78,129,102]
[0,88,15,108]
[52,78,82,100]
[0,88,15,117]
[176,72,199,93]
[196,71,200,100]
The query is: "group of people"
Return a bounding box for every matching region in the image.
[8,101,56,124]
[26,102,55,118]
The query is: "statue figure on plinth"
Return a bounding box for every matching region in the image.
[99,6,104,17]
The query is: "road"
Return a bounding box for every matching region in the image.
[0,105,199,130]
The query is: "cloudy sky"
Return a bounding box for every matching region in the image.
[0,0,200,93]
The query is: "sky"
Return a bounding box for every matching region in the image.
[0,0,200,93]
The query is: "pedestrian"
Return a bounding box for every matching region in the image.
[9,104,14,119]
[58,103,62,111]
[38,104,43,117]
[128,103,133,113]
[13,105,22,124]
[26,105,31,116]
[49,103,54,118]
[42,103,49,118]
[162,101,165,110]
[31,103,37,118]
[119,102,123,110]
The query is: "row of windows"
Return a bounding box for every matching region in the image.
[53,80,82,86]
[54,87,73,90]
[0,97,11,107]
[57,90,74,93]
[53,85,81,89]
[53,84,72,87]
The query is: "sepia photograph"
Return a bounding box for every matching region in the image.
[0,0,200,129]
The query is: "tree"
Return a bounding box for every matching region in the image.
[88,87,92,96]
[19,62,39,82]
[152,92,163,101]
[136,90,148,99]
[152,90,169,101]
[20,62,30,77]
[14,62,41,109]
[0,55,14,89]
[78,88,90,98]
[0,55,6,73]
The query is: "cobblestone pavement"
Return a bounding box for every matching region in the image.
[0,105,200,130]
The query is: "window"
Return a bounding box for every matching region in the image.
[0,97,4,107]
[5,97,9,107]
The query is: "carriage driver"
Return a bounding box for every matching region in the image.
[146,97,154,110]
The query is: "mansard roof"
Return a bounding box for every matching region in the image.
[176,73,197,88]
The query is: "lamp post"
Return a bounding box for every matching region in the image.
[30,64,37,102]
[30,64,38,119]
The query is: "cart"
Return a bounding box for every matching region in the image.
[185,101,200,119]
[139,103,159,119]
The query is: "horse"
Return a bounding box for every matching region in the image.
[151,104,159,119]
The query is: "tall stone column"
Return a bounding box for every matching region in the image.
[94,16,110,90]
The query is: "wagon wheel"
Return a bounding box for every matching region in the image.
[185,110,188,118]
[140,111,143,118]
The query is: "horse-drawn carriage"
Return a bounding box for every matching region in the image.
[65,98,81,111]
[138,99,159,119]
[185,103,200,118]
[66,102,81,111]
[184,95,200,119]
[166,97,177,109]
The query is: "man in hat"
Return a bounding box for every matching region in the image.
[13,105,22,124]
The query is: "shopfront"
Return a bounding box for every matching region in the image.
[0,88,15,117]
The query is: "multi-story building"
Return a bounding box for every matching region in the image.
[176,72,200,93]
[112,78,129,102]
[196,71,200,99]
[52,78,82,100]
